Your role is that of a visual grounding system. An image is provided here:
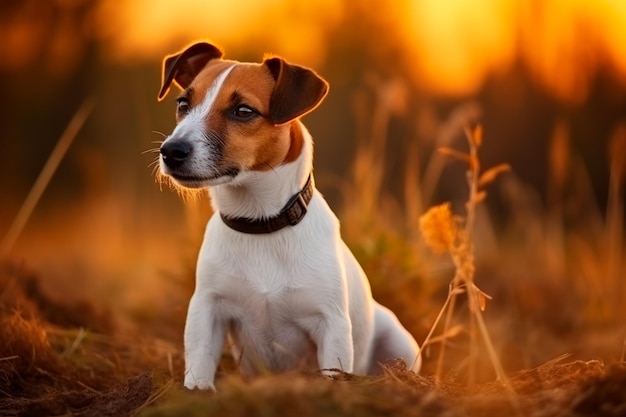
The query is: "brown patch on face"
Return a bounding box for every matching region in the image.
[195,63,298,172]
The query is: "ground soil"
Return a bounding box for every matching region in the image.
[1,263,625,417]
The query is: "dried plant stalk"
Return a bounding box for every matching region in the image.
[419,125,518,408]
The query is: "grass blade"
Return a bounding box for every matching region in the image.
[0,98,95,259]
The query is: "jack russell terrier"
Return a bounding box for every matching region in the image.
[157,42,421,391]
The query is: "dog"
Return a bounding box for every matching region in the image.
[157,42,421,391]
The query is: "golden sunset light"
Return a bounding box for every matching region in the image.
[403,0,517,95]
[95,0,344,66]
[90,0,626,99]
[518,0,626,102]
[403,0,626,98]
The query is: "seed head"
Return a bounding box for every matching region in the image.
[419,203,458,254]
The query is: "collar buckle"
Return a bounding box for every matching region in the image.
[284,192,308,226]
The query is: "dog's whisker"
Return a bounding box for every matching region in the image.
[141,148,161,155]
[263,162,278,177]
[204,130,227,147]
[151,164,166,188]
[263,162,280,178]
[152,130,167,138]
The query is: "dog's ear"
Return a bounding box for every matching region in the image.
[264,57,329,125]
[158,42,223,101]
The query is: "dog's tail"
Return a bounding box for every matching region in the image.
[368,304,422,374]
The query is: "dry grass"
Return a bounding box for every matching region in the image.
[0,264,180,416]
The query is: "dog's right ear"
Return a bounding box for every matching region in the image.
[158,42,223,101]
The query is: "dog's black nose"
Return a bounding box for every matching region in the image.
[160,140,191,169]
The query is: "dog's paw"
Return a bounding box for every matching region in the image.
[320,368,347,380]
[321,368,339,377]
[184,376,216,392]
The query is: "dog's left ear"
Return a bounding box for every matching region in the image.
[264,57,329,125]
[158,42,224,101]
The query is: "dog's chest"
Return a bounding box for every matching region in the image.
[217,261,321,323]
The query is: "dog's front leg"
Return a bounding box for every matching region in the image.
[317,313,354,376]
[184,291,224,391]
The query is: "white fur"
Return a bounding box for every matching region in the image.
[162,66,422,391]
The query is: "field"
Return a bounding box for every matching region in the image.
[1,98,625,417]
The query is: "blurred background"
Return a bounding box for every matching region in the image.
[1,0,625,376]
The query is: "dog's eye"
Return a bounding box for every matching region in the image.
[232,105,257,121]
[177,97,190,115]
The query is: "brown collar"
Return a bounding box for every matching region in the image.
[220,174,314,234]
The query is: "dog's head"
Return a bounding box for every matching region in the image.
[157,42,329,189]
